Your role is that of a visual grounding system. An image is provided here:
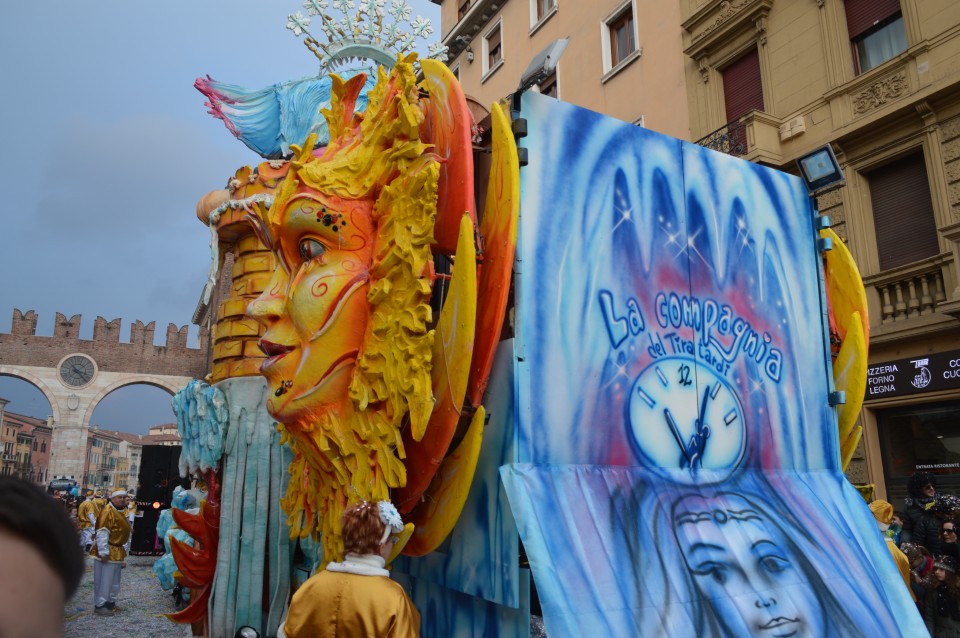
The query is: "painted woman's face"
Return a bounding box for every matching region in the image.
[248,188,376,422]
[674,495,826,638]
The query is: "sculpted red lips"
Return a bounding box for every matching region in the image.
[258,340,294,370]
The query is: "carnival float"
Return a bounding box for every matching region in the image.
[157,1,923,636]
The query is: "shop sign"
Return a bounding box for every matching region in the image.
[866,350,960,399]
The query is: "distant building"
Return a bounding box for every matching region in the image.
[84,427,123,492]
[147,423,181,444]
[675,0,960,502]
[436,0,691,139]
[79,425,181,492]
[0,403,51,484]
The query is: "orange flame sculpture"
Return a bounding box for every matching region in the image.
[167,469,220,625]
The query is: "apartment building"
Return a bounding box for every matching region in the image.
[84,427,123,491]
[0,405,51,483]
[679,0,960,503]
[435,0,960,503]
[435,0,691,138]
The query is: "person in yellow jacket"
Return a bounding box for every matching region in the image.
[278,500,420,637]
[77,490,97,552]
[870,499,916,602]
[91,490,106,519]
[90,489,131,616]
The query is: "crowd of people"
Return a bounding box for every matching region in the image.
[11,467,960,637]
[873,471,960,637]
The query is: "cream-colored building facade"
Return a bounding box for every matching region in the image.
[436,0,960,505]
[436,0,691,138]
[679,0,960,504]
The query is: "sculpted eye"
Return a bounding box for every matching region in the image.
[299,238,326,261]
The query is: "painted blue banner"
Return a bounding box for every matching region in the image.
[503,91,924,637]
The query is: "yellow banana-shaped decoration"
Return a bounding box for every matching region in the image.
[402,406,485,556]
[395,214,477,514]
[833,311,866,445]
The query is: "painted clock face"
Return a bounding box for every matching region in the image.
[59,355,95,387]
[627,355,745,484]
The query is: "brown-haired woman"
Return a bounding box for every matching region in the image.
[278,500,420,637]
[927,555,960,637]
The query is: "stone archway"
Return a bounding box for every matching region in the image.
[81,376,183,430]
[0,366,62,424]
[0,309,209,480]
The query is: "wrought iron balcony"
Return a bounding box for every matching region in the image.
[695,119,747,157]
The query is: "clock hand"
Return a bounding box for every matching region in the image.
[664,408,692,466]
[698,384,711,426]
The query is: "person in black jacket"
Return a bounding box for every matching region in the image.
[903,471,942,555]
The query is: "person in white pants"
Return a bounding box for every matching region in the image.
[91,490,131,616]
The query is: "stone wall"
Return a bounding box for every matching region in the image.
[0,309,209,379]
[941,113,960,222]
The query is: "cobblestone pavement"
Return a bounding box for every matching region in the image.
[64,555,192,638]
[62,554,548,637]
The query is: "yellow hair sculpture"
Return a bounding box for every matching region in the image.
[247,54,471,562]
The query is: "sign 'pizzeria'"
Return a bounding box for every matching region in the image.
[866,350,960,399]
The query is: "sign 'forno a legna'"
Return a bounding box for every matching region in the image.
[866,350,960,399]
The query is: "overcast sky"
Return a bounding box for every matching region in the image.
[0,1,441,433]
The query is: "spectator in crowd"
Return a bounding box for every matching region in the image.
[78,490,97,552]
[890,510,905,545]
[928,555,960,637]
[870,499,914,601]
[903,471,942,555]
[278,500,419,637]
[943,519,960,561]
[903,542,938,627]
[0,476,84,638]
[90,489,132,616]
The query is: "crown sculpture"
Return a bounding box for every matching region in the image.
[170,3,519,625]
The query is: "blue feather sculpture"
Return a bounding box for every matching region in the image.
[195,70,378,159]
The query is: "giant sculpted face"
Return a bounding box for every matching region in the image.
[246,58,440,562]
[250,189,376,422]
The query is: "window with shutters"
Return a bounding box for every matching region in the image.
[482,21,504,80]
[722,48,764,122]
[868,151,940,271]
[721,48,764,151]
[845,0,907,75]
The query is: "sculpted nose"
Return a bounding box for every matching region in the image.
[755,594,777,608]
[247,269,287,325]
[247,294,282,325]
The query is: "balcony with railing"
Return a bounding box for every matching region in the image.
[864,252,959,343]
[694,111,785,164]
[695,119,747,156]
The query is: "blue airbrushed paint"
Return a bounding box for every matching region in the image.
[501,91,925,637]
